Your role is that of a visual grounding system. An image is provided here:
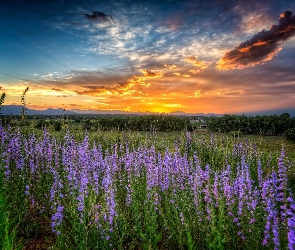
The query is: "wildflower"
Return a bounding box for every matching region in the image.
[76,194,85,213]
[102,156,117,229]
[180,212,185,225]
[125,185,132,206]
[25,185,29,195]
[286,197,295,250]
[51,205,64,234]
[257,159,263,188]
[4,168,11,178]
[262,172,280,249]
[277,148,288,220]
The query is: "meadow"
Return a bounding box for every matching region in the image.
[0,124,295,249]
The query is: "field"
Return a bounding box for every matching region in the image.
[1,124,295,249]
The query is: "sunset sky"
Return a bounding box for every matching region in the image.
[1,0,295,114]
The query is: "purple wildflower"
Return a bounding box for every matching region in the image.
[102,156,117,230]
[286,197,295,250]
[262,172,280,249]
[257,158,263,188]
[25,185,29,195]
[277,148,288,221]
[51,205,64,235]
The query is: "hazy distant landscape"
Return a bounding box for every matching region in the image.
[1,104,295,117]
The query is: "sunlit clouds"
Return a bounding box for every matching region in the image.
[217,11,295,70]
[1,0,295,114]
[185,56,208,71]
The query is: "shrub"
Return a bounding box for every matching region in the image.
[285,129,295,143]
[54,121,62,131]
[35,120,45,129]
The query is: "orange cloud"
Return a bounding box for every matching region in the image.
[194,91,201,97]
[75,84,135,96]
[185,56,208,70]
[217,90,244,95]
[75,69,163,97]
[138,69,163,78]
[172,72,191,77]
[188,69,201,74]
[51,88,64,92]
[217,11,295,70]
[164,64,178,70]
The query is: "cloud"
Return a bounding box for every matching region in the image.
[217,11,295,70]
[138,69,163,78]
[185,56,208,69]
[189,69,201,74]
[75,85,120,96]
[51,88,64,92]
[84,11,115,23]
[73,69,164,97]
[164,64,178,70]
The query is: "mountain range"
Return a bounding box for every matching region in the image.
[0,105,294,117]
[0,105,77,116]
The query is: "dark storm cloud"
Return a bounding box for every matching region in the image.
[217,11,295,70]
[84,11,115,23]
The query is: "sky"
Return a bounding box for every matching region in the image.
[0,0,295,114]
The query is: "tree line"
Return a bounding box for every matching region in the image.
[206,113,295,136]
[83,115,196,132]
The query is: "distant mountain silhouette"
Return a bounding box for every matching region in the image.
[1,105,77,115]
[1,105,293,117]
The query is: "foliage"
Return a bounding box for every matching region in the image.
[93,115,192,132]
[0,166,22,249]
[285,129,295,143]
[35,120,45,129]
[54,121,62,131]
[207,113,294,136]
